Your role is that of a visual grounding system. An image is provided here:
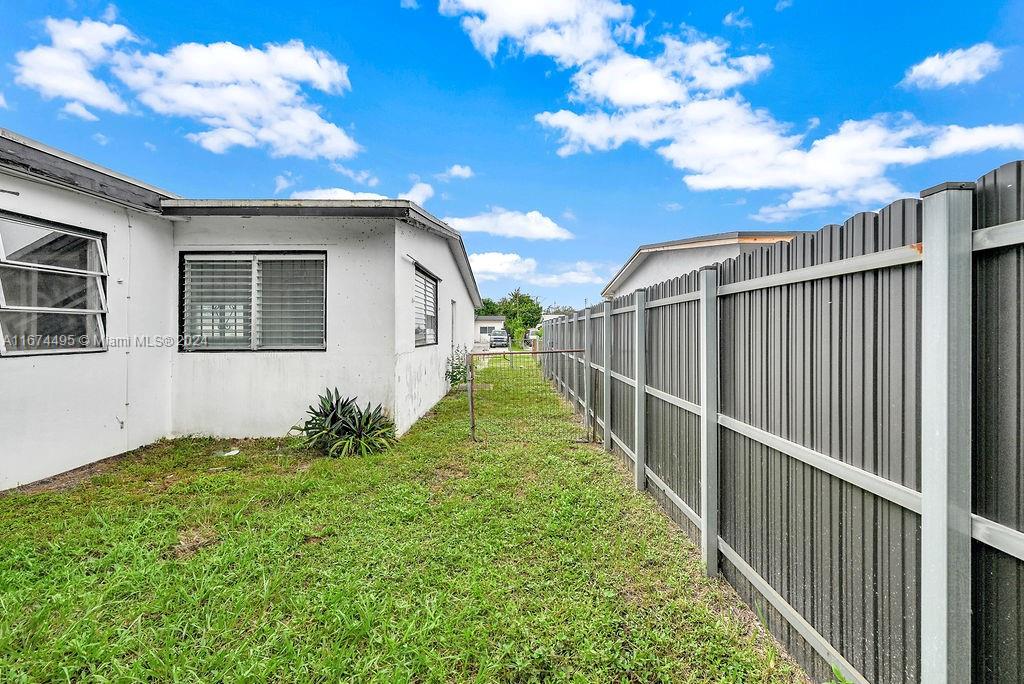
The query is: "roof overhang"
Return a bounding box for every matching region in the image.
[0,128,178,213]
[161,199,483,308]
[602,230,802,298]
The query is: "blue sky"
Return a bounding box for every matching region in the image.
[2,0,1023,307]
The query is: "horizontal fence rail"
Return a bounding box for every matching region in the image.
[541,160,1024,684]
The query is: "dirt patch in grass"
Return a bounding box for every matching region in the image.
[171,527,219,559]
[10,451,132,494]
[429,463,470,493]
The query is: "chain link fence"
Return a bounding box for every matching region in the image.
[468,350,590,443]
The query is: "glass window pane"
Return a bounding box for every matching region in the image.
[0,217,102,272]
[257,258,325,348]
[0,266,103,310]
[0,312,102,352]
[182,259,252,350]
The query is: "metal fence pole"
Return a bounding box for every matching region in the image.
[699,266,720,576]
[583,306,592,441]
[920,181,974,683]
[467,354,476,442]
[603,300,612,452]
[634,289,647,491]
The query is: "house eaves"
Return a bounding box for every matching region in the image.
[0,127,178,213]
[602,230,803,298]
[161,199,483,308]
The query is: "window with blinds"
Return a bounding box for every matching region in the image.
[181,253,326,351]
[0,212,107,356]
[414,267,438,347]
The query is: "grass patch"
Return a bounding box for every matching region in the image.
[0,357,806,682]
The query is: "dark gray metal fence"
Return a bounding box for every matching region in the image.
[540,160,1024,684]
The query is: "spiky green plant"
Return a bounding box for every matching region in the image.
[292,389,395,457]
[327,402,396,457]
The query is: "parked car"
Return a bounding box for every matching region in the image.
[489,330,509,348]
[524,328,539,347]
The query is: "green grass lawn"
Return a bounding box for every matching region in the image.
[0,357,806,682]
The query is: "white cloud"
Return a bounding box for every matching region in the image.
[723,8,752,29]
[291,187,388,200]
[14,18,134,113]
[0,93,7,109]
[61,101,99,121]
[469,251,538,280]
[469,251,605,286]
[775,0,793,10]
[928,124,1024,158]
[332,163,380,186]
[113,40,357,159]
[401,0,420,8]
[572,51,687,106]
[662,201,683,211]
[289,179,434,204]
[400,181,435,205]
[274,173,296,193]
[102,4,119,22]
[439,0,634,67]
[92,132,110,145]
[562,209,577,221]
[15,18,360,161]
[902,43,1003,89]
[444,207,573,240]
[143,141,156,151]
[437,163,475,181]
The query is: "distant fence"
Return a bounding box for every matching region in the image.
[541,161,1024,684]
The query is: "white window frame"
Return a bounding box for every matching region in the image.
[180,252,327,352]
[0,212,108,357]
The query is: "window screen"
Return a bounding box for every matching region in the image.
[0,213,107,355]
[414,267,438,347]
[182,253,325,351]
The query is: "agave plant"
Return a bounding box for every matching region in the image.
[327,402,396,457]
[292,388,395,457]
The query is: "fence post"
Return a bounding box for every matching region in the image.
[603,300,612,452]
[699,266,719,576]
[572,312,579,410]
[634,289,647,491]
[583,306,592,440]
[468,354,476,442]
[920,181,974,684]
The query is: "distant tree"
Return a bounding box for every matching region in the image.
[543,303,576,316]
[474,297,502,316]
[499,288,543,331]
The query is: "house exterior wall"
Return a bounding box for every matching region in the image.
[0,171,175,490]
[393,220,476,433]
[611,244,749,295]
[171,216,398,438]
[475,317,504,342]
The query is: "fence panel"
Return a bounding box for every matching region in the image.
[973,160,1024,683]
[607,293,636,461]
[644,272,702,541]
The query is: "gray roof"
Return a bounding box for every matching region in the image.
[475,315,505,321]
[602,230,803,297]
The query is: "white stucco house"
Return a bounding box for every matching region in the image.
[0,128,481,490]
[474,314,504,342]
[602,231,800,298]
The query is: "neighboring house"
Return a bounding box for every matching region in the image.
[474,315,505,342]
[602,231,801,298]
[0,128,481,490]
